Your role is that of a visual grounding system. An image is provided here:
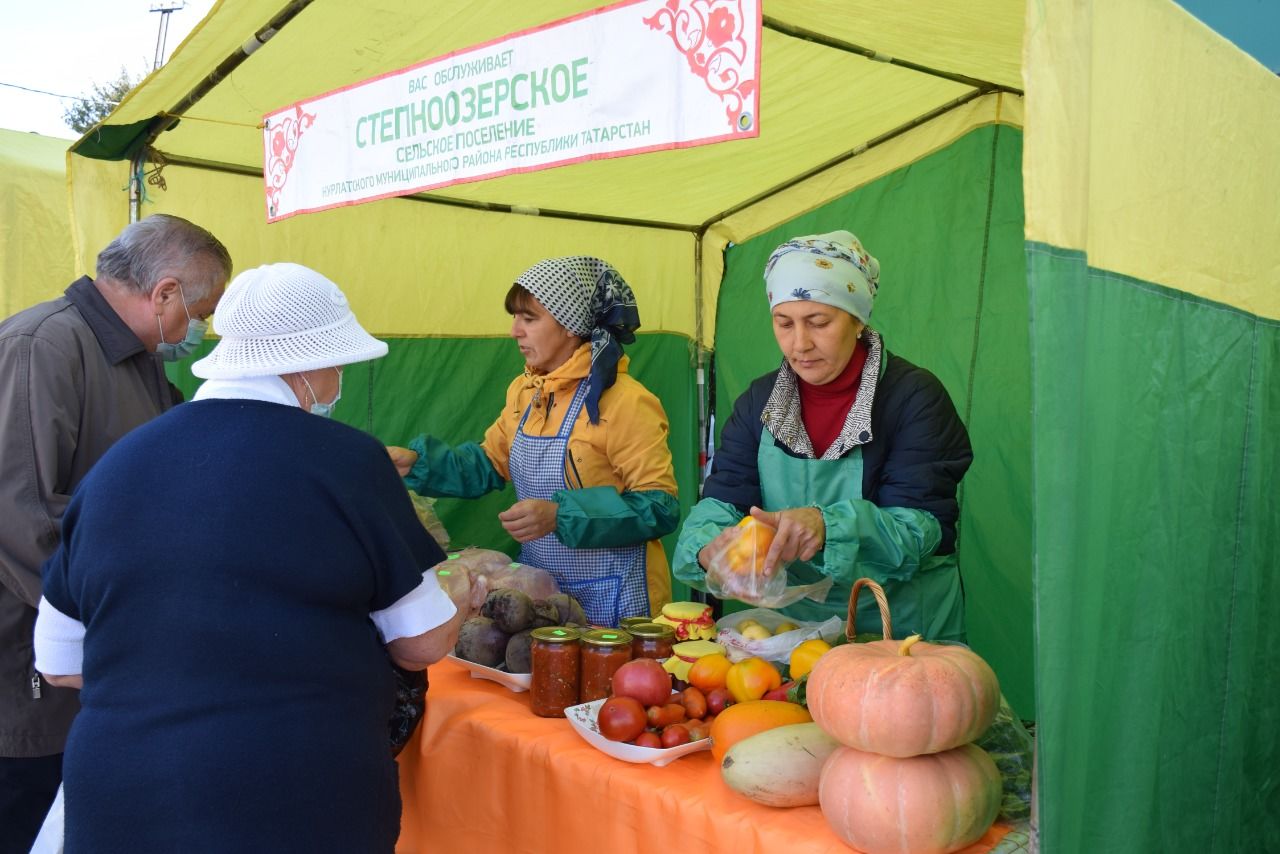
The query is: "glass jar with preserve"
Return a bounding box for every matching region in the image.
[627,622,675,663]
[530,627,582,718]
[618,616,652,632]
[578,629,633,704]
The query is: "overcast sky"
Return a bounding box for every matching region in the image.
[0,0,217,139]
[0,1,1274,141]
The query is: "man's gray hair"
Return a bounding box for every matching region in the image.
[95,214,232,301]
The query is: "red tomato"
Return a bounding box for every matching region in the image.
[597,696,647,742]
[611,659,673,707]
[705,687,734,716]
[660,723,692,748]
[631,731,662,749]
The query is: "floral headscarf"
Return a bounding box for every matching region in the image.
[763,230,880,323]
[514,256,640,423]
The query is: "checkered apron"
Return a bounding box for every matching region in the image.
[508,378,649,627]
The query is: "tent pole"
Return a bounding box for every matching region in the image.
[690,229,710,608]
[128,150,144,223]
[129,0,316,156]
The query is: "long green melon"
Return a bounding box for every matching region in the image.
[720,722,841,807]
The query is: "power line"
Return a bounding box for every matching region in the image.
[0,81,116,106]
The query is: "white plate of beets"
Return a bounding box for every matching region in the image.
[447,654,532,692]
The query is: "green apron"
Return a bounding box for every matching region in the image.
[756,429,966,642]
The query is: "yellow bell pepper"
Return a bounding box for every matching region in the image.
[788,638,832,680]
[725,656,782,703]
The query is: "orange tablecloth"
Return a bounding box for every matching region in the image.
[396,658,1011,853]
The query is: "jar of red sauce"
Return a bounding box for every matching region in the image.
[530,627,582,717]
[627,622,675,663]
[578,629,633,703]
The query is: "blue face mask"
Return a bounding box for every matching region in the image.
[155,284,208,362]
[302,368,343,418]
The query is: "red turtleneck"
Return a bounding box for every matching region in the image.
[798,339,868,457]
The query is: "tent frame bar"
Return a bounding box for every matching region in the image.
[762,16,1024,96]
[698,87,992,232]
[150,151,701,232]
[127,0,317,220]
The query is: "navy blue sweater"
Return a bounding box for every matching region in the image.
[42,399,445,853]
[705,351,973,554]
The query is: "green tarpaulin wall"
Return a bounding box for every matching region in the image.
[170,332,701,599]
[1029,247,1280,851]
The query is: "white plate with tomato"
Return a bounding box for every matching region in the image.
[565,698,711,766]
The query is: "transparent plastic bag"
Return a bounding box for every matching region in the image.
[705,518,789,604]
[704,520,835,609]
[974,694,1035,822]
[715,608,844,664]
[433,561,486,619]
[408,489,450,549]
[444,547,559,602]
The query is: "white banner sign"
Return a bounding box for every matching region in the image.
[263,0,761,221]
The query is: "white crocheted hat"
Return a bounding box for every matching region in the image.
[191,263,387,379]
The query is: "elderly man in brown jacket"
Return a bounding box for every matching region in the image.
[0,214,230,852]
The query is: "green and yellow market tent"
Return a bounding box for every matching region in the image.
[60,1,1277,850]
[0,129,76,316]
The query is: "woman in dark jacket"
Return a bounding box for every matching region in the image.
[33,263,475,852]
[672,230,973,641]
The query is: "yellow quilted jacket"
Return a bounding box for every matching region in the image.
[480,344,676,611]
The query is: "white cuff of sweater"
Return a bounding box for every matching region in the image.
[34,597,85,676]
[370,570,457,643]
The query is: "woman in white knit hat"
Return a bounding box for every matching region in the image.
[673,230,973,642]
[33,263,478,853]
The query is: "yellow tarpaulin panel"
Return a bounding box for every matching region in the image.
[768,0,1024,90]
[99,163,695,338]
[1024,0,1280,319]
[0,130,77,315]
[66,155,131,278]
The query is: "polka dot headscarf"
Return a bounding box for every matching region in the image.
[515,256,641,423]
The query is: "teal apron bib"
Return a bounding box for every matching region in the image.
[756,430,965,642]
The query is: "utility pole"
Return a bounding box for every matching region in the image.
[151,2,186,70]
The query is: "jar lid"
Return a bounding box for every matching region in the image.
[531,627,582,644]
[670,639,727,661]
[581,629,632,648]
[627,622,675,640]
[618,616,652,629]
[659,601,712,621]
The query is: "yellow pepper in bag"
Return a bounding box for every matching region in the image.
[725,656,782,703]
[788,638,832,680]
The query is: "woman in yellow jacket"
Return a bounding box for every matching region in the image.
[388,257,678,626]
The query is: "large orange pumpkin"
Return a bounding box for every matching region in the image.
[807,633,999,757]
[818,744,1001,854]
[708,699,811,762]
[808,581,998,752]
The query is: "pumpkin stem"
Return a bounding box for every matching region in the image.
[898,634,923,656]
